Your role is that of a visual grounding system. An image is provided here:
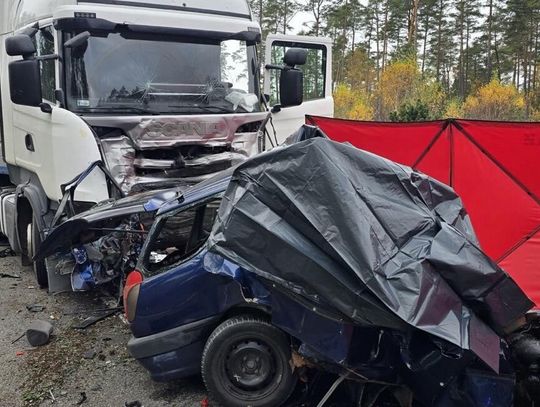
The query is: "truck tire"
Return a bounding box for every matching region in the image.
[31,217,48,288]
[201,315,297,407]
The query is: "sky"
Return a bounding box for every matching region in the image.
[290,11,311,34]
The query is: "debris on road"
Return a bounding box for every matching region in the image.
[76,391,87,405]
[71,309,119,330]
[0,248,16,257]
[11,332,25,344]
[26,320,53,347]
[125,401,143,407]
[0,271,20,278]
[26,304,45,313]
[82,350,96,360]
[49,389,56,402]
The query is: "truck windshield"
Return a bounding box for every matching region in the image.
[64,31,261,114]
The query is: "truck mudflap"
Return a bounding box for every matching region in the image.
[207,137,534,376]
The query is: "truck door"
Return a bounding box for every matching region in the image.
[10,23,61,199]
[9,23,107,204]
[264,34,333,146]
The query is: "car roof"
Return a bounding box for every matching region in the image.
[156,168,233,215]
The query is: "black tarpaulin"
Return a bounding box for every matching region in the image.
[207,138,534,372]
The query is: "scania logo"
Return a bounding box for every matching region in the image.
[146,121,225,136]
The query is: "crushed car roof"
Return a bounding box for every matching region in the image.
[36,169,233,260]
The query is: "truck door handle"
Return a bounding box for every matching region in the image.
[25,134,35,152]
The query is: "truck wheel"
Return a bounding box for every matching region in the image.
[30,217,48,288]
[201,315,297,407]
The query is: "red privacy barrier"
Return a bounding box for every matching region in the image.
[307,115,540,307]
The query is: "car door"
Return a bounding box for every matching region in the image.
[133,196,244,337]
[263,34,333,146]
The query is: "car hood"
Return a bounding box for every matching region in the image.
[36,186,185,260]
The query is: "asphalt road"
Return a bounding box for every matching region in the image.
[0,253,206,407]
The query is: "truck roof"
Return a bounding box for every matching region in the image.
[80,1,252,18]
[1,0,252,34]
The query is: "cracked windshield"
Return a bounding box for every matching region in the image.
[66,32,260,114]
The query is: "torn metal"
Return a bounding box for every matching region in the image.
[88,113,267,193]
[207,137,534,374]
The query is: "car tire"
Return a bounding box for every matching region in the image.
[201,315,297,407]
[31,217,48,288]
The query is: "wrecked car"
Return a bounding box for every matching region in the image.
[38,133,540,406]
[120,137,537,406]
[36,176,187,292]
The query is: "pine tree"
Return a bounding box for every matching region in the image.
[418,0,438,74]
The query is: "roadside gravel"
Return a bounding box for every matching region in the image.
[0,253,206,407]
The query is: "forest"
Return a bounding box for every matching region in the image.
[250,0,540,121]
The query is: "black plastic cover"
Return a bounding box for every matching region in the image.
[208,138,534,372]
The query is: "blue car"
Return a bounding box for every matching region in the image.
[120,172,404,407]
[123,172,302,406]
[37,167,526,407]
[38,171,314,406]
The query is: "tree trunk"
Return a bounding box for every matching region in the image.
[465,15,470,95]
[282,0,287,34]
[486,0,493,78]
[382,1,389,70]
[435,0,443,82]
[458,1,465,99]
[421,12,429,74]
[408,0,421,50]
[375,1,381,81]
[494,32,501,80]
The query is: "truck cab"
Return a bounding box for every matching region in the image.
[0,0,333,291]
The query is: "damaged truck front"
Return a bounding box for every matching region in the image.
[0,0,334,291]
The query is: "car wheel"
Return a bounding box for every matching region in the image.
[30,217,48,288]
[201,315,297,407]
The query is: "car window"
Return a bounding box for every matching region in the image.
[144,197,221,274]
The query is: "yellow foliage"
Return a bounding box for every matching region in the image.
[528,108,540,121]
[372,57,445,120]
[462,79,526,120]
[376,58,419,119]
[348,100,375,120]
[334,84,374,120]
[444,99,464,118]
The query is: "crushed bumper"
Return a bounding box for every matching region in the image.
[128,315,220,381]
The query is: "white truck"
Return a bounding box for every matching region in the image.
[0,0,333,291]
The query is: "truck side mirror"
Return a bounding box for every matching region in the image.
[8,59,42,107]
[5,34,36,57]
[279,68,303,108]
[6,35,42,107]
[5,34,50,108]
[64,31,91,49]
[265,48,307,109]
[283,48,307,67]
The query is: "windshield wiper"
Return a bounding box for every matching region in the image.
[82,106,160,115]
[167,105,239,114]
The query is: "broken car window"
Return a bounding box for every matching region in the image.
[145,197,221,274]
